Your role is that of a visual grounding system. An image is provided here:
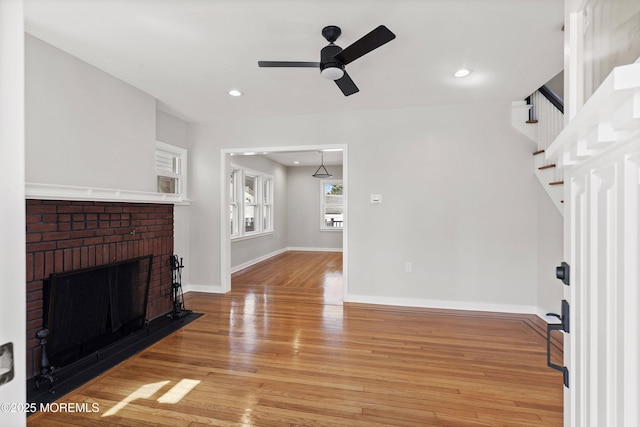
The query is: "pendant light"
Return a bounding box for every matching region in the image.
[312,151,332,178]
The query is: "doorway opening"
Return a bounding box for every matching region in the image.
[219,144,348,301]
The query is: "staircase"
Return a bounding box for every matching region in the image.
[512,86,565,214]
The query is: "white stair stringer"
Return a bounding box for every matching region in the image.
[511,96,565,215]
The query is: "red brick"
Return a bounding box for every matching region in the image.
[71,230,94,239]
[83,205,105,213]
[27,290,42,302]
[42,231,71,241]
[26,281,41,293]
[105,235,123,243]
[34,252,45,281]
[81,247,89,268]
[63,248,73,270]
[54,250,64,272]
[57,205,80,213]
[88,246,96,267]
[56,239,84,249]
[26,254,34,282]
[26,233,42,243]
[26,214,41,223]
[27,204,57,214]
[72,248,81,269]
[27,223,57,233]
[44,251,54,278]
[26,241,57,252]
[83,237,104,246]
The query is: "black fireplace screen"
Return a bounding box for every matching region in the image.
[43,255,153,367]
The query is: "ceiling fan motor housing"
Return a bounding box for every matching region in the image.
[320,44,344,75]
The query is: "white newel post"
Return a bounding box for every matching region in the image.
[548,63,640,427]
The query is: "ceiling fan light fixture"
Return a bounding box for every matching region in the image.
[321,66,344,81]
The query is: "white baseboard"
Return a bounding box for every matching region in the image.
[230,247,342,274]
[231,248,288,273]
[286,246,343,252]
[183,283,226,294]
[345,294,538,316]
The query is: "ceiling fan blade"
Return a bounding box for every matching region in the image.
[258,61,320,68]
[334,25,396,65]
[334,71,359,96]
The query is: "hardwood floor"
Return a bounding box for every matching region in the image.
[28,251,563,426]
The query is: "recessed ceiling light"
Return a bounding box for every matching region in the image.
[228,89,243,97]
[243,152,256,156]
[454,69,471,78]
[293,161,300,165]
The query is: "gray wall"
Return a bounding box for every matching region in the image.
[25,35,156,191]
[187,103,555,313]
[287,165,343,250]
[229,155,288,270]
[156,109,190,286]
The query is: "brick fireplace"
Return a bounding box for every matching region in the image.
[25,200,174,379]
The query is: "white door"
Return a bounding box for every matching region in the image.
[547,62,640,427]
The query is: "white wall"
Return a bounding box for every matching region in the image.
[25,34,156,192]
[0,1,26,425]
[229,155,288,270]
[287,165,343,250]
[536,184,564,318]
[188,102,546,313]
[157,109,188,149]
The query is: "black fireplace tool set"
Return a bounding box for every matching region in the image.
[167,254,191,320]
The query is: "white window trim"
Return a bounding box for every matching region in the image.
[320,179,343,231]
[230,164,274,240]
[156,141,188,199]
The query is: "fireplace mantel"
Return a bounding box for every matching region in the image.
[26,182,190,205]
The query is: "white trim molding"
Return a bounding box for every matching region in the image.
[26,182,189,205]
[547,62,640,167]
[183,283,225,294]
[345,294,538,316]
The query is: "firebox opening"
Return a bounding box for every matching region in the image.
[43,255,153,368]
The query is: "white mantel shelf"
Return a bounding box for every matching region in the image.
[547,62,640,167]
[26,182,189,205]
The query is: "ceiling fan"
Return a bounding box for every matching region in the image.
[258,25,396,96]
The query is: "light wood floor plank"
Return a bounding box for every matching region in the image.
[28,251,563,426]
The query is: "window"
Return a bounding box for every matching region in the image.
[230,169,239,237]
[321,180,343,230]
[230,165,273,239]
[156,141,187,197]
[244,173,258,233]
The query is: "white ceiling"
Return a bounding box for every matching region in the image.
[23,0,564,166]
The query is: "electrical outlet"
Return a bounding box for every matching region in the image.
[405,262,412,273]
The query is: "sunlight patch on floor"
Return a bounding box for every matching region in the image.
[102,378,200,417]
